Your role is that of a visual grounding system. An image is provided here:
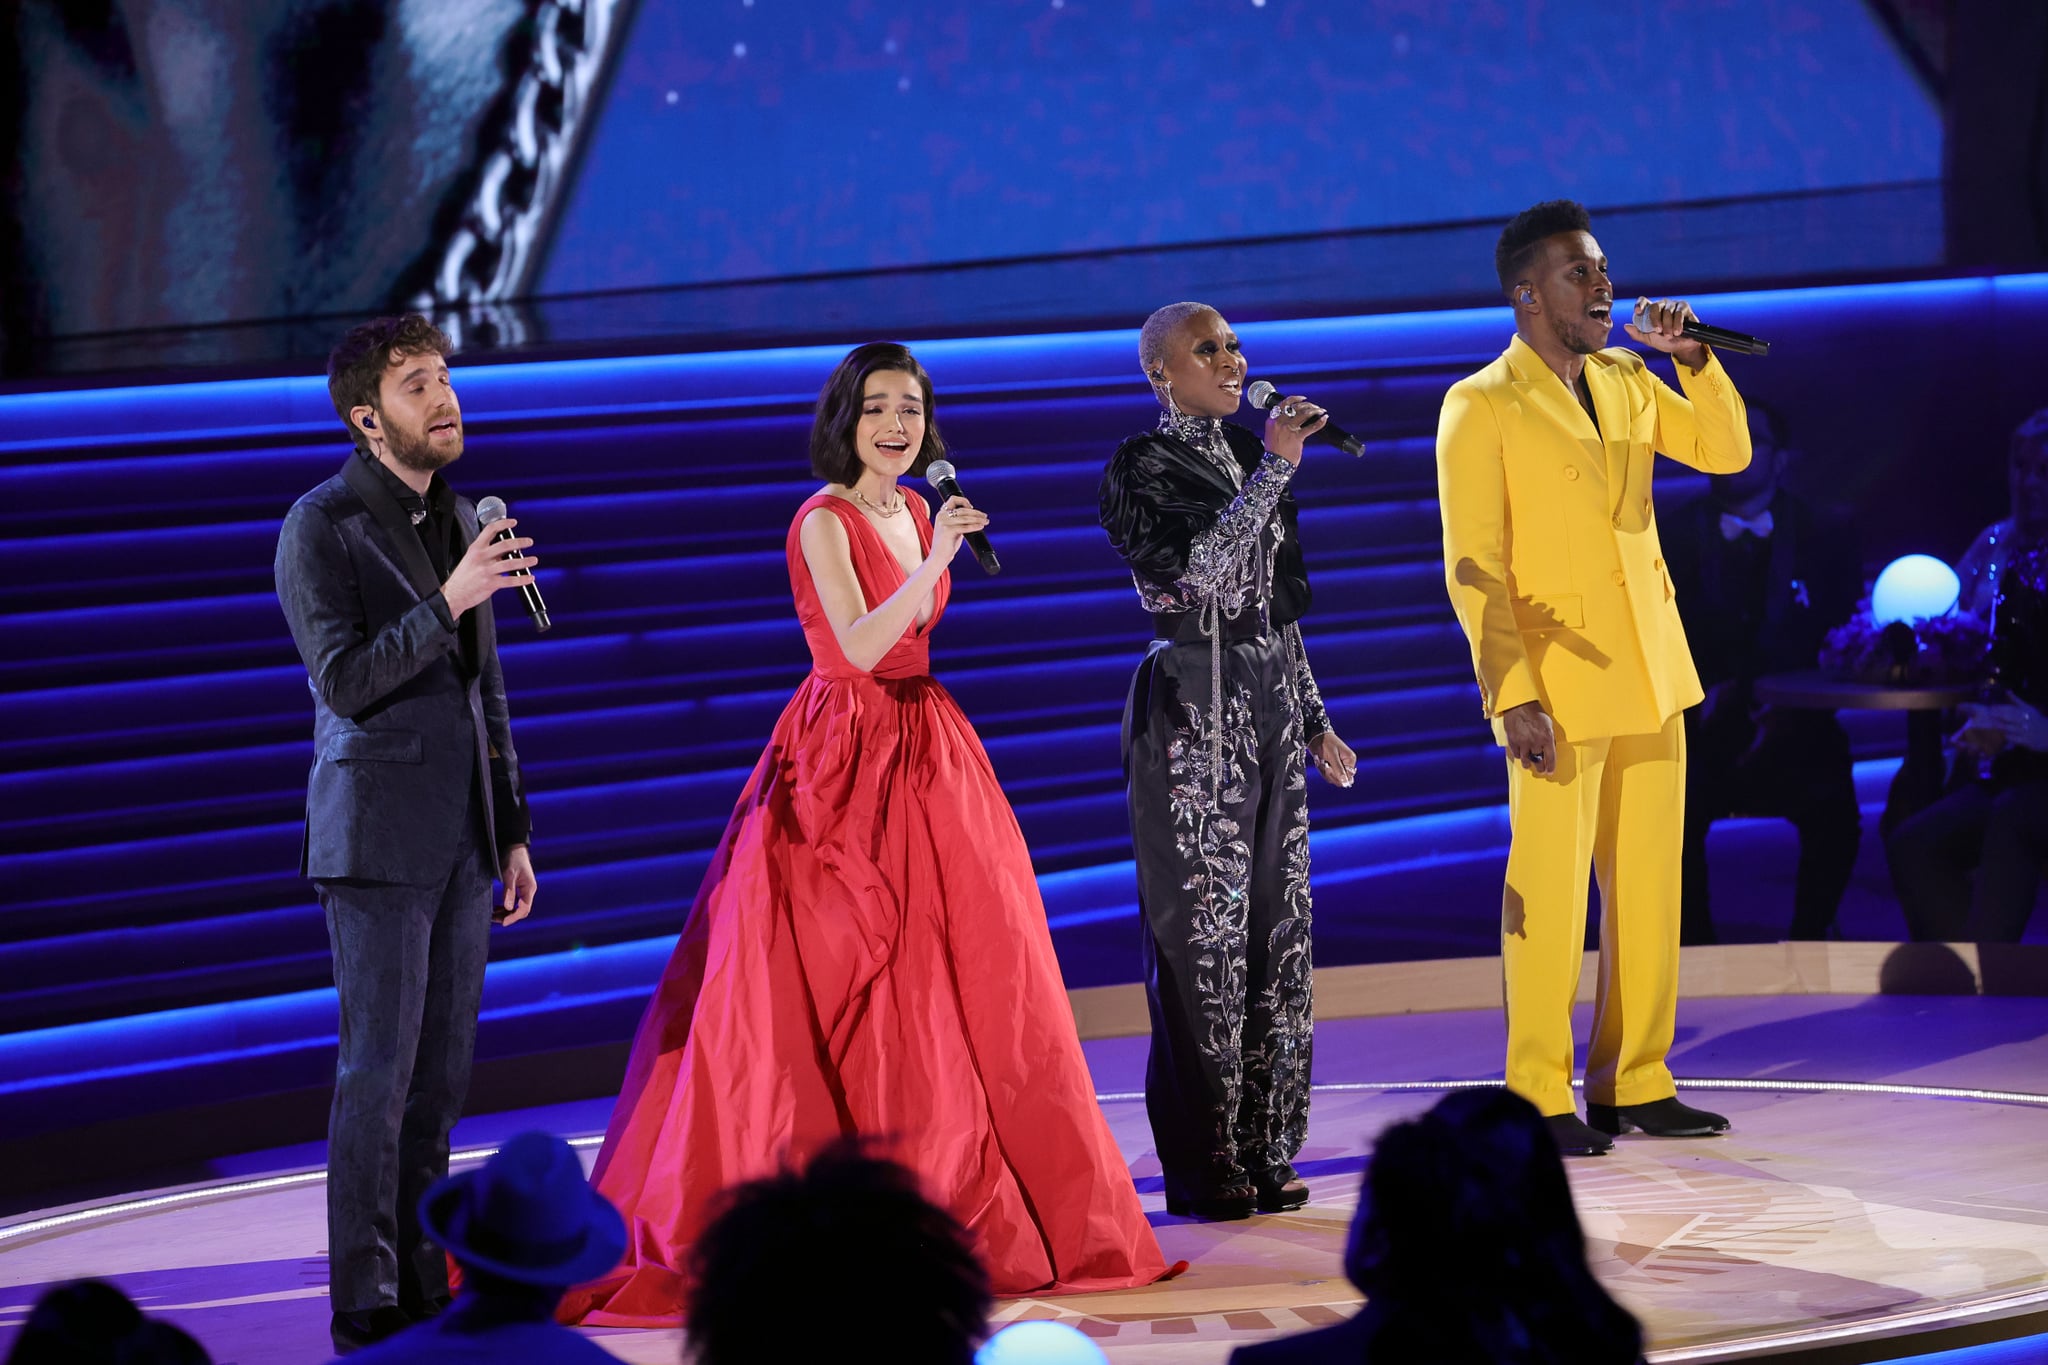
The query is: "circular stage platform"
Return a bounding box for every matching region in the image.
[4,944,2046,1363]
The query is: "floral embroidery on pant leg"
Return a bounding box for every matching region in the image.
[1166,681,1260,1179]
[1235,672,1317,1175]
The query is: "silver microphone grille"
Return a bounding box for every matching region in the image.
[475,496,507,523]
[924,461,956,486]
[1245,380,1279,409]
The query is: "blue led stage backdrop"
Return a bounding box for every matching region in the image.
[546,0,1940,293]
[1,0,1939,352]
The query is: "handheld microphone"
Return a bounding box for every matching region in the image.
[1631,299,1771,357]
[473,495,552,632]
[923,461,1001,575]
[1245,381,1366,457]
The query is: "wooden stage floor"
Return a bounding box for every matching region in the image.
[4,945,2046,1363]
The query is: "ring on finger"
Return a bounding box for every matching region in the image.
[1281,403,1298,417]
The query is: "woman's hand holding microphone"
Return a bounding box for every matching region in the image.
[1262,394,1329,467]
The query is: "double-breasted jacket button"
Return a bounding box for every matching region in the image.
[1563,467,1580,481]
[1611,570,1627,587]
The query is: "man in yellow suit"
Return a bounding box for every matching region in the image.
[1437,200,1752,1155]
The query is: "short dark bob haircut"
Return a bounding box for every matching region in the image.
[809,341,946,485]
[327,313,453,453]
[1495,199,1593,295]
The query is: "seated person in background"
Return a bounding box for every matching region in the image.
[686,1141,991,1365]
[1888,531,2048,944]
[5,1280,211,1364]
[1955,407,2048,621]
[1230,1088,1642,1365]
[1664,401,1862,943]
[340,1132,624,1363]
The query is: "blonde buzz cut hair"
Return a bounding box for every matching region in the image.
[1138,302,1217,380]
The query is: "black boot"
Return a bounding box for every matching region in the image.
[401,1293,451,1324]
[1164,1182,1258,1220]
[1253,1164,1309,1213]
[1587,1096,1731,1137]
[1545,1112,1614,1156]
[331,1305,413,1354]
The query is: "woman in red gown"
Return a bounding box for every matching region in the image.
[561,343,1174,1326]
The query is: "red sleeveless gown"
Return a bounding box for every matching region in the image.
[560,494,1173,1326]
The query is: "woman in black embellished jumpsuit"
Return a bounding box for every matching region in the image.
[1098,302,1358,1221]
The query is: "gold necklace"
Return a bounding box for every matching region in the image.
[848,486,904,517]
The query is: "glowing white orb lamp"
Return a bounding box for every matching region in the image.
[1870,554,1960,626]
[976,1321,1109,1365]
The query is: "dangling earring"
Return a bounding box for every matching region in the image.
[1157,377,1181,420]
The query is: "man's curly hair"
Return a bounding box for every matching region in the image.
[326,313,452,452]
[687,1141,991,1365]
[1494,199,1593,295]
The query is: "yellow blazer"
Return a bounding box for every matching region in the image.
[1437,333,1751,743]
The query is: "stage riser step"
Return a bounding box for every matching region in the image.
[0,616,1477,763]
[0,747,1917,1036]
[0,478,1441,611]
[0,412,1443,539]
[0,732,1509,924]
[0,765,1920,1133]
[0,519,1442,675]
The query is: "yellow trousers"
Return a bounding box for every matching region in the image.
[1502,712,1684,1116]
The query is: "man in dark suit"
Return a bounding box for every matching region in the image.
[1664,401,1862,943]
[275,314,540,1354]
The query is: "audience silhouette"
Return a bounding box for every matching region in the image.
[687,1140,993,1365]
[1233,1088,1642,1364]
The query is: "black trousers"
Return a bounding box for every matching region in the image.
[1681,704,1861,944]
[316,792,495,1313]
[1123,631,1314,1202]
[1886,771,2048,942]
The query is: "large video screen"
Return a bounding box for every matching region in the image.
[2,0,1938,349]
[545,1,1939,294]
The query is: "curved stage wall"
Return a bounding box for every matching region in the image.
[3,275,2047,1203]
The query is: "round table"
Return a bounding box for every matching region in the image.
[1752,670,1985,833]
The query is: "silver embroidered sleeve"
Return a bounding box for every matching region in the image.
[1181,452,1296,607]
[1283,622,1331,739]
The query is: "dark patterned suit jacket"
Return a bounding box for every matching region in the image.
[274,456,527,885]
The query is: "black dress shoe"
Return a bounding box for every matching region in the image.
[1253,1165,1309,1213]
[1164,1184,1258,1220]
[1588,1096,1731,1138]
[331,1305,414,1354]
[401,1293,451,1324]
[1546,1112,1614,1156]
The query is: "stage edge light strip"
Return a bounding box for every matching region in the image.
[4,1077,2045,1247]
[0,1136,607,1245]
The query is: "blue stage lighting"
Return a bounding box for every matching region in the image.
[1870,554,1961,625]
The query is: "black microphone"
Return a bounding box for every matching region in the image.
[473,495,552,632]
[923,460,1001,575]
[1245,381,1366,457]
[1631,299,1771,357]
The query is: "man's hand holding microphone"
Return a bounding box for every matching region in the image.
[442,516,537,618]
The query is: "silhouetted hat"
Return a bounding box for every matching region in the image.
[418,1132,626,1287]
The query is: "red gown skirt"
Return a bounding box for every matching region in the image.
[560,495,1172,1326]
